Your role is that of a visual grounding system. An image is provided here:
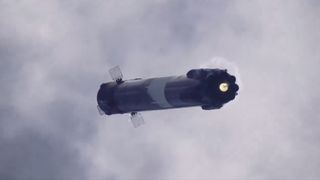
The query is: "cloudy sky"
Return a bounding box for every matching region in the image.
[1,0,320,179]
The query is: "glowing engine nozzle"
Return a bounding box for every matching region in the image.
[219,82,229,92]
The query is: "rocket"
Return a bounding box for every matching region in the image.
[97,66,239,127]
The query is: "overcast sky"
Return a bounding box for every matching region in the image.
[1,0,320,179]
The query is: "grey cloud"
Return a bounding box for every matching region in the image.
[0,129,86,180]
[1,0,320,179]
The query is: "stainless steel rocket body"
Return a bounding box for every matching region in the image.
[97,69,239,115]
